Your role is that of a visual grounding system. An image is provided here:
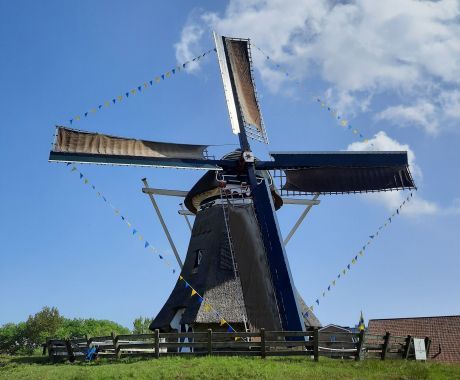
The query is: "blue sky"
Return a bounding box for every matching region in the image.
[1,0,459,329]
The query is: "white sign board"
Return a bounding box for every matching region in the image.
[413,338,427,361]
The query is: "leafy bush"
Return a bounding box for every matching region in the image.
[0,306,130,355]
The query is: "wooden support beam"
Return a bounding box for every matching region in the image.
[284,193,320,246]
[142,178,183,268]
[142,187,188,197]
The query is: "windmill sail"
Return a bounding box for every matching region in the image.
[257,151,415,194]
[49,127,219,170]
[214,33,268,143]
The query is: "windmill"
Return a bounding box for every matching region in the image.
[49,33,415,334]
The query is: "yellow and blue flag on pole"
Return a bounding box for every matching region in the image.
[358,311,365,331]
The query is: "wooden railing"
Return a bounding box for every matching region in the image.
[43,329,429,362]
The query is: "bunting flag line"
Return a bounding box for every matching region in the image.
[67,48,216,126]
[252,44,373,146]
[67,164,240,334]
[251,43,416,316]
[309,192,414,311]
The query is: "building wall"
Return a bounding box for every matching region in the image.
[367,316,460,363]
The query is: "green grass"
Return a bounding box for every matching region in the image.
[1,355,460,379]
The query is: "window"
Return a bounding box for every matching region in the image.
[193,249,203,273]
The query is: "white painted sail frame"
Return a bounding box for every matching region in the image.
[213,31,240,135]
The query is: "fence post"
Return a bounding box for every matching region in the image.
[155,329,160,359]
[260,328,266,359]
[355,329,365,361]
[424,337,431,358]
[65,339,75,363]
[403,335,412,359]
[313,328,319,362]
[381,332,391,360]
[207,329,213,355]
[112,332,121,359]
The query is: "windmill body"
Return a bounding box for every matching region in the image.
[49,33,415,334]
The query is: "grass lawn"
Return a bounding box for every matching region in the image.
[1,355,460,379]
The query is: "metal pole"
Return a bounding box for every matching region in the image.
[142,178,183,268]
[179,203,193,232]
[283,193,320,246]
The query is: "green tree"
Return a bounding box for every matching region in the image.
[0,322,27,354]
[24,306,63,351]
[132,317,153,334]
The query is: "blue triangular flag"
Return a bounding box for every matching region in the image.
[185,282,189,288]
[121,216,125,220]
[397,209,399,214]
[132,229,137,235]
[369,235,375,239]
[112,99,116,104]
[144,242,149,248]
[161,74,165,80]
[98,105,102,109]
[172,69,175,74]
[198,296,203,303]
[316,299,320,305]
[149,80,153,85]
[84,112,88,117]
[79,173,83,179]
[159,255,163,259]
[327,286,331,291]
[70,119,73,124]
[102,196,107,202]
[347,264,351,270]
[137,86,142,91]
[125,92,129,97]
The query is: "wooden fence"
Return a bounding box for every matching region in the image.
[43,329,430,362]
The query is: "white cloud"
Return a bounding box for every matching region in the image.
[175,0,460,133]
[375,101,438,135]
[347,131,439,216]
[174,16,205,73]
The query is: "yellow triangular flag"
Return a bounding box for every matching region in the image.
[191,289,197,296]
[130,89,136,95]
[117,95,123,101]
[179,275,183,280]
[204,304,212,312]
[220,319,226,326]
[340,119,348,127]
[104,101,110,107]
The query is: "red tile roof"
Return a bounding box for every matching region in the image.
[367,315,460,363]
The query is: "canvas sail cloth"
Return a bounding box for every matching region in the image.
[225,39,263,133]
[52,126,208,160]
[282,166,414,194]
